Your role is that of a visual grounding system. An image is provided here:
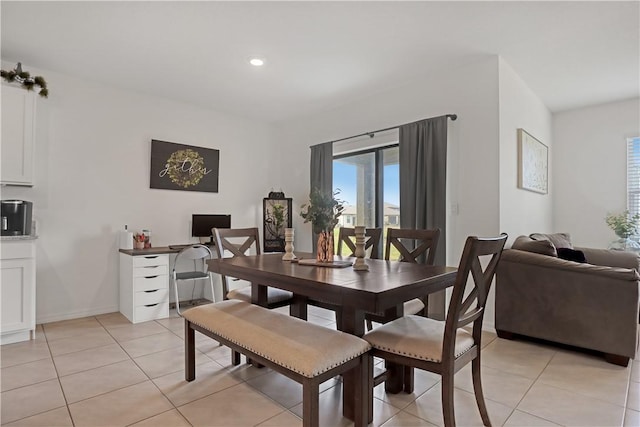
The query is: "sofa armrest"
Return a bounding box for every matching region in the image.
[575,247,640,271]
[500,249,640,281]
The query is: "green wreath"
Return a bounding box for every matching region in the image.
[1,63,48,98]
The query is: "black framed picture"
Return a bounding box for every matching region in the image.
[150,139,219,193]
[263,192,292,252]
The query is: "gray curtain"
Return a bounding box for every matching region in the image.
[309,142,333,251]
[399,116,448,319]
[310,142,333,196]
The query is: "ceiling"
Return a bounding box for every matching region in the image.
[2,1,638,123]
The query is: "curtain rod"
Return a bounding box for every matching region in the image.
[324,113,457,145]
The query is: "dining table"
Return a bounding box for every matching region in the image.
[206,252,457,422]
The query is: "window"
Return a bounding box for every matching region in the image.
[628,137,640,216]
[333,145,399,255]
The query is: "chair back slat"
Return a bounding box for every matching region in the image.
[385,228,440,265]
[212,227,261,298]
[442,234,507,361]
[337,227,382,259]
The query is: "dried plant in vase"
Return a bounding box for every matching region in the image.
[300,188,344,262]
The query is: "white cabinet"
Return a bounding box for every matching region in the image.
[1,239,36,344]
[1,85,36,186]
[119,253,170,323]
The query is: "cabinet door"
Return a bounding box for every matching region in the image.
[0,258,35,334]
[1,85,35,186]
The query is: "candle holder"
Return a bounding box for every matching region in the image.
[352,226,369,271]
[282,228,296,261]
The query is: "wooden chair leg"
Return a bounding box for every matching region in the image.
[472,357,491,426]
[302,380,319,427]
[366,319,374,331]
[185,321,195,381]
[231,350,241,366]
[441,372,455,427]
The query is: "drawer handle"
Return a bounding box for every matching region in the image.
[143,275,159,279]
[143,266,159,269]
[144,303,159,307]
[144,256,159,259]
[144,289,158,293]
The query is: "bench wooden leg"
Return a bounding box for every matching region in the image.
[185,321,195,382]
[302,379,319,427]
[354,354,370,427]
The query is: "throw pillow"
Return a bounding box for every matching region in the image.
[511,235,558,257]
[557,248,587,263]
[529,232,573,249]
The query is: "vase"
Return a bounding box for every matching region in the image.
[316,230,334,263]
[608,237,640,252]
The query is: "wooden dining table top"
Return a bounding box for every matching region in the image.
[206,252,457,316]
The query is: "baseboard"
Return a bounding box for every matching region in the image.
[36,305,120,325]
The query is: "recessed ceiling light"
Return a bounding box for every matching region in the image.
[249,57,265,67]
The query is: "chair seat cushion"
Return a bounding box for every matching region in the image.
[227,286,293,304]
[403,298,425,315]
[363,315,474,363]
[184,300,370,378]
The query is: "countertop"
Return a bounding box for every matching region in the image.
[1,235,38,241]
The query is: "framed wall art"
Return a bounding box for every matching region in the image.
[517,129,548,194]
[150,139,219,193]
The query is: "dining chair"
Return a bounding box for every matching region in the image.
[212,227,295,366]
[172,244,215,316]
[336,226,383,259]
[363,234,508,427]
[212,227,294,309]
[365,228,440,330]
[309,227,383,326]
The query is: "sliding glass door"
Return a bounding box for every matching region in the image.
[333,145,399,256]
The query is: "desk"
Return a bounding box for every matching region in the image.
[119,245,216,323]
[206,252,457,420]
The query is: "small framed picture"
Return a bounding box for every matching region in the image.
[517,129,548,194]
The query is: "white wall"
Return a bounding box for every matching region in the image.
[498,58,553,243]
[272,56,501,268]
[554,97,640,248]
[1,63,277,323]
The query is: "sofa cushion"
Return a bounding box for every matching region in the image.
[557,248,587,263]
[512,235,558,257]
[530,232,573,249]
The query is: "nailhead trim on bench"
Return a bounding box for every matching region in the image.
[183,300,371,378]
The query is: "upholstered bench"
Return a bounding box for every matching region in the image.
[183,300,371,427]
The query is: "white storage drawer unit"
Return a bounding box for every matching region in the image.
[1,239,36,344]
[120,253,169,323]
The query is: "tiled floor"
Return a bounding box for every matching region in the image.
[1,306,638,426]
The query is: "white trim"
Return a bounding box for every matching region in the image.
[36,305,120,325]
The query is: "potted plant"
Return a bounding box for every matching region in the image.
[606,210,640,251]
[300,188,344,262]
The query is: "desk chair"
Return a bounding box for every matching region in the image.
[212,227,294,309]
[363,234,507,427]
[172,244,215,317]
[365,228,440,330]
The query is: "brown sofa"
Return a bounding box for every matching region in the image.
[495,234,640,366]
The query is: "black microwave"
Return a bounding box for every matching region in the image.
[1,200,33,236]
